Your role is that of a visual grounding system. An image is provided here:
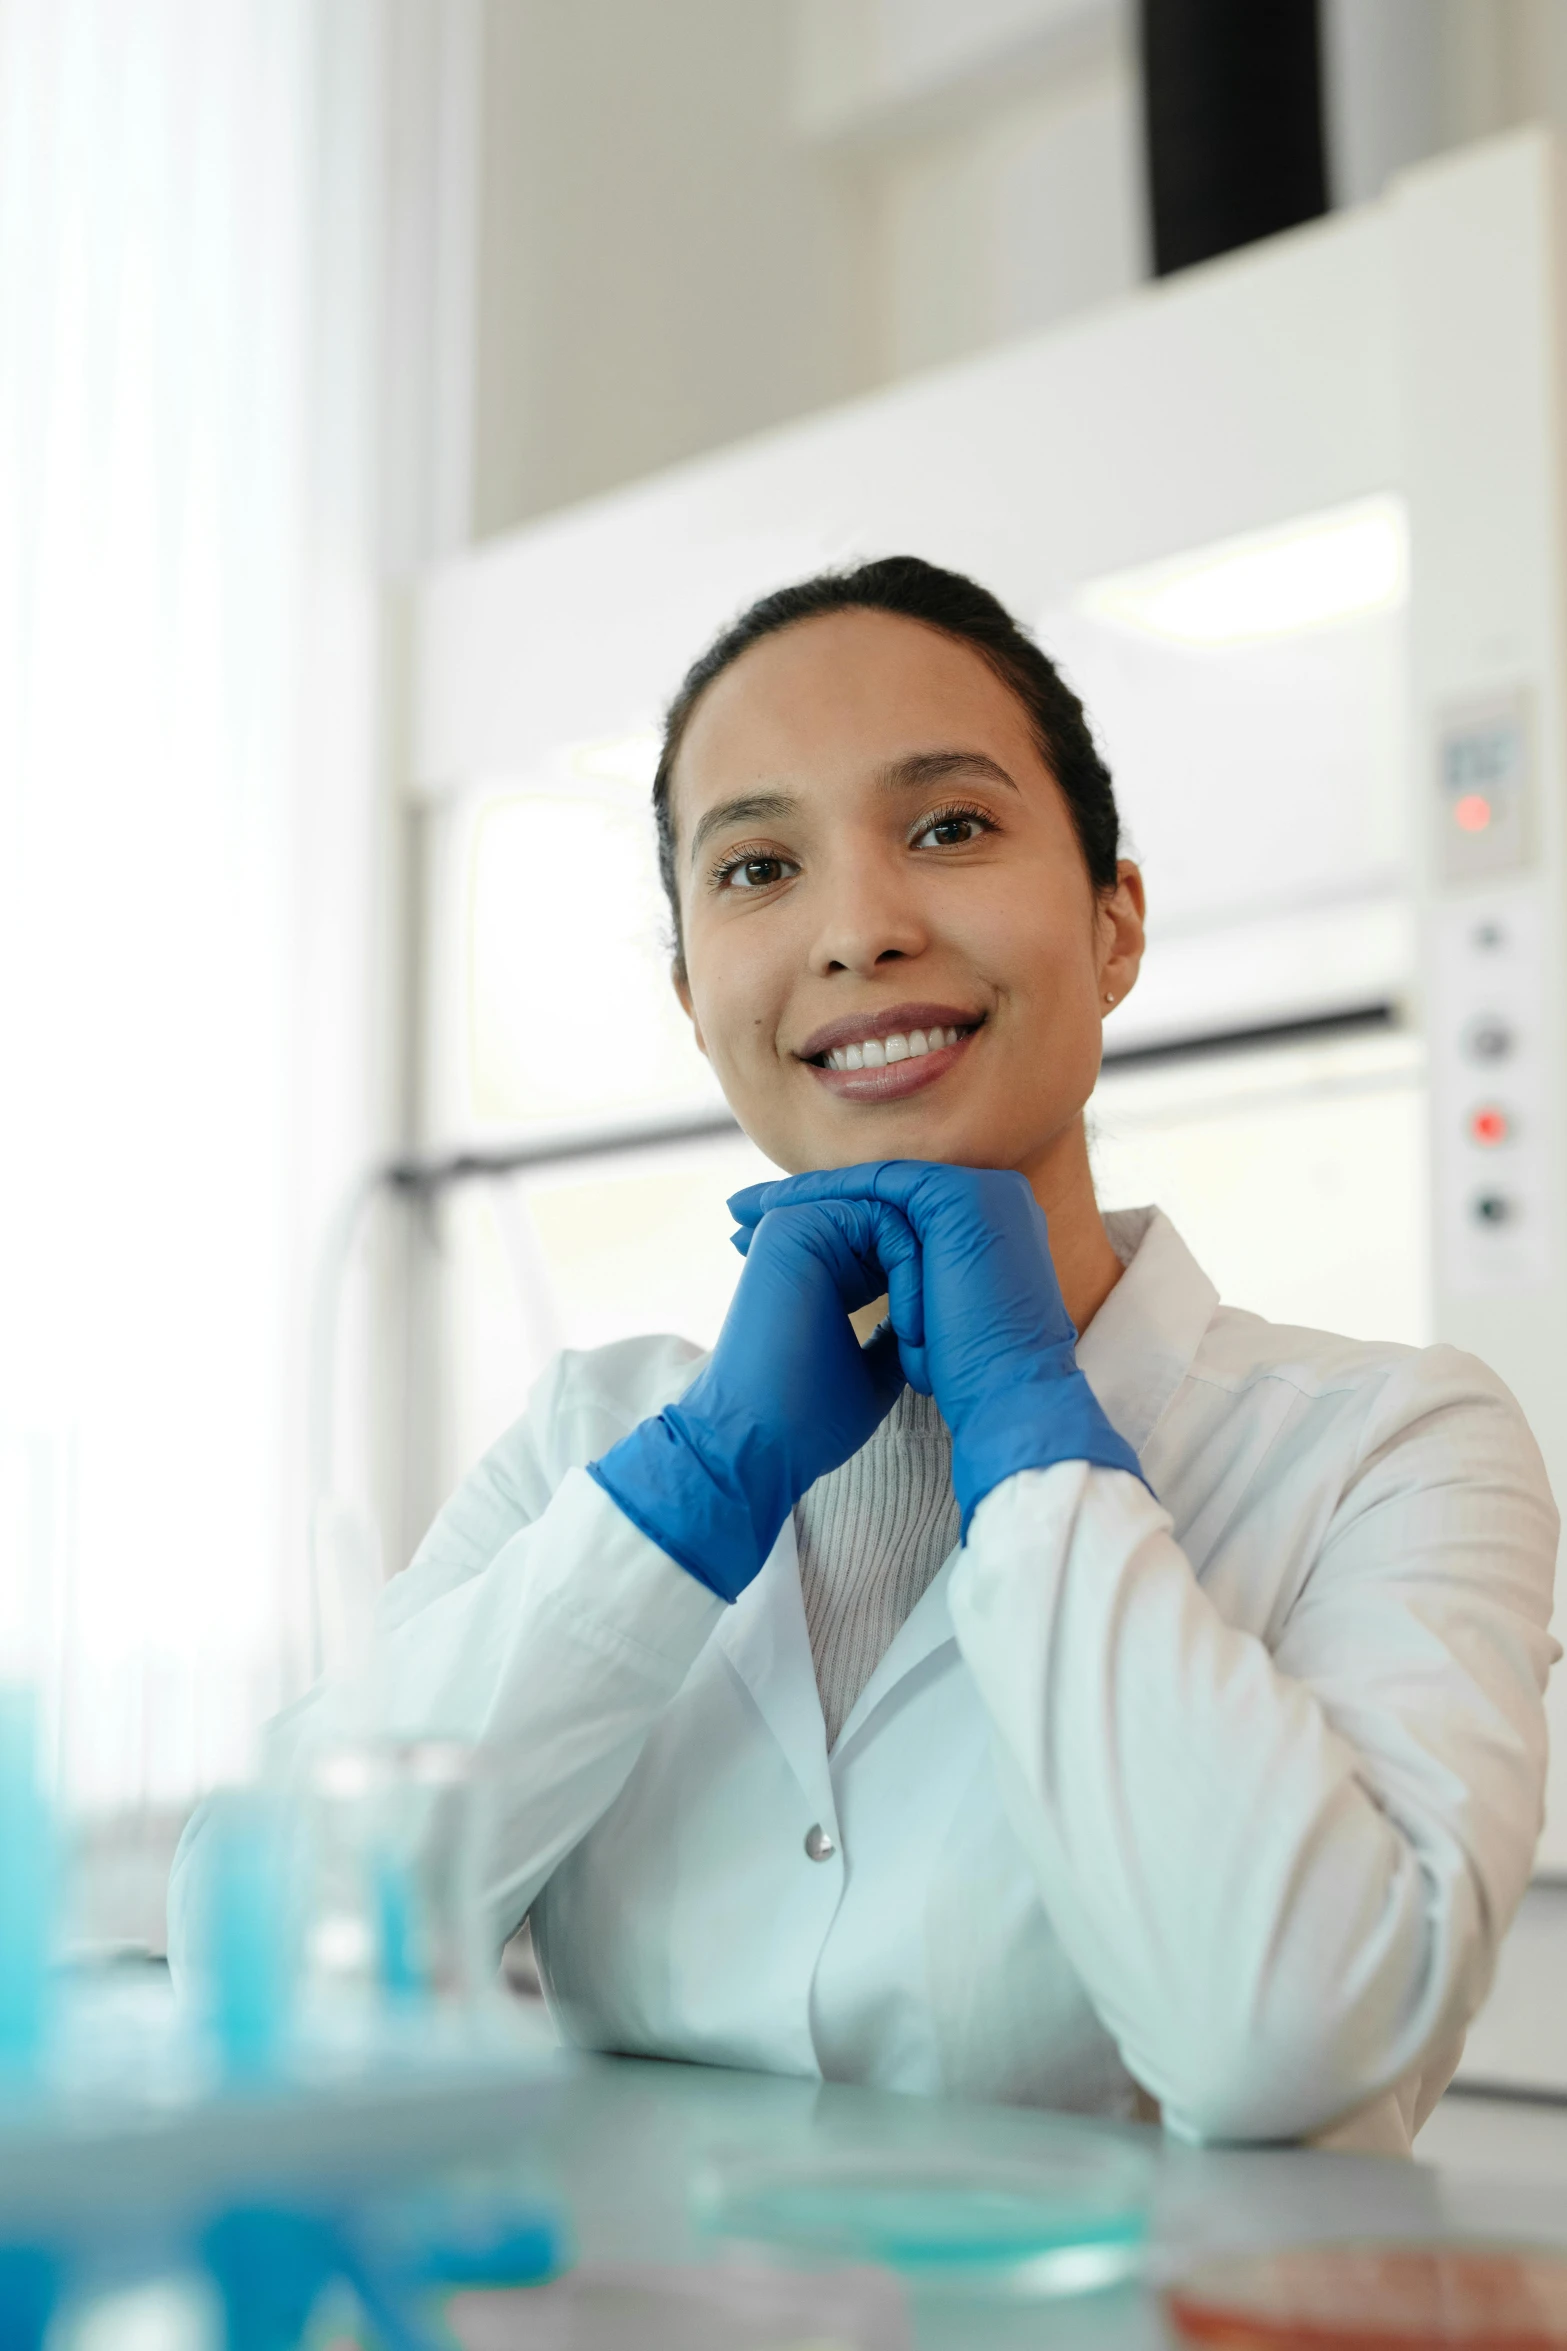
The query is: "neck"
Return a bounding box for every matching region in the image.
[1020,1115,1125,1336]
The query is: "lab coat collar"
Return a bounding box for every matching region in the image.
[831,1548,959,1759]
[716,1503,964,1787]
[1078,1205,1220,1458]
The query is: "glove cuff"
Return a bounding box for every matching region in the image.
[588,1405,783,1603]
[950,1367,1147,1540]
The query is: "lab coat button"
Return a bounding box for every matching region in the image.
[804,1823,836,1862]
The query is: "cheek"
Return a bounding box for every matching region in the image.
[973,884,1098,1019]
[683,930,784,1080]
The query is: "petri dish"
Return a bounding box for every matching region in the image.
[1165,2242,1567,2348]
[693,2139,1154,2294]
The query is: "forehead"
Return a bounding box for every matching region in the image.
[669,607,1041,830]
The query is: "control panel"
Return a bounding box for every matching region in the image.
[1437,691,1533,886]
[1429,891,1552,1295]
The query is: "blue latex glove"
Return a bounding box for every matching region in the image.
[728,1162,1147,1538]
[589,1199,921,1601]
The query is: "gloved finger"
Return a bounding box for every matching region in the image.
[751,1198,925,1346]
[894,1324,933,1397]
[857,1319,907,1418]
[729,1180,926,1325]
[730,1161,949,1231]
[856,1200,923,1351]
[731,1160,1049,1265]
[729,1208,924,1349]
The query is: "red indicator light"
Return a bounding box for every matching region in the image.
[1454,793,1492,833]
[1469,1106,1509,1146]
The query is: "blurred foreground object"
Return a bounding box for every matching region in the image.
[1166,2242,1567,2347]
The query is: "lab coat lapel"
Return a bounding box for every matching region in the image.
[831,1547,959,1757]
[712,1514,836,1820]
[1080,1207,1220,1456]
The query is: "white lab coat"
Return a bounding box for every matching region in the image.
[170,1208,1559,2148]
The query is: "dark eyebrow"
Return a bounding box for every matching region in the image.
[875,749,1021,795]
[684,751,1017,870]
[687,790,798,869]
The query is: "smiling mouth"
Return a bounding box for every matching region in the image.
[795,1004,986,1102]
[812,1022,973,1073]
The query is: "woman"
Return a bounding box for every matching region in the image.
[175,556,1557,2149]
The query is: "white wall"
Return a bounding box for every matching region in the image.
[459,0,1567,541]
[467,0,1146,532]
[469,0,870,534]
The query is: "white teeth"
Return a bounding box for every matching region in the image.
[823,1024,970,1072]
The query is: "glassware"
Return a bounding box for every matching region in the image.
[300,1740,496,2062]
[193,1789,300,2084]
[693,2135,1155,2298]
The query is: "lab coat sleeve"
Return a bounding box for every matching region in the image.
[168,1345,725,1977]
[945,1347,1559,2145]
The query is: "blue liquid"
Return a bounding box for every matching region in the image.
[701,2145,1153,2278]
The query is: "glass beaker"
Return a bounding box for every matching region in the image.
[301,1738,497,2063]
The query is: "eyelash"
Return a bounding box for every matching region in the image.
[709,845,799,892]
[707,799,999,892]
[911,799,997,849]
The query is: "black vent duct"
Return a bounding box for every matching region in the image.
[1139,0,1329,277]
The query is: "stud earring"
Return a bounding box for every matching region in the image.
[1103,991,1115,1006]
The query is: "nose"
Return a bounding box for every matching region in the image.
[808,841,929,976]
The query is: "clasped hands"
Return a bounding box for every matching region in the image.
[589,1161,1144,1603]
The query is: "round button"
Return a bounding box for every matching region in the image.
[1463,1014,1513,1063]
[1468,1104,1511,1147]
[803,1823,836,1863]
[1472,1193,1516,1227]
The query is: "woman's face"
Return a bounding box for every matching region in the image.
[670,608,1145,1183]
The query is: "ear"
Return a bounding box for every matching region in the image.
[1097,861,1145,1013]
[672,964,709,1060]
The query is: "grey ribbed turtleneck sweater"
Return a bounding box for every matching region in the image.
[794,1385,961,1749]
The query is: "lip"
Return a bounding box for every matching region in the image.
[794,1000,985,1106]
[795,1001,985,1062]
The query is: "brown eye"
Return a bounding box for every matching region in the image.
[718,852,795,891]
[914,809,990,850]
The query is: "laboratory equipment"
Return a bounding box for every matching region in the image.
[0,2243,58,2351]
[0,1691,54,2087]
[196,1792,298,2083]
[302,1739,499,2053]
[0,1685,564,2351]
[694,2137,1153,2295]
[1164,2242,1567,2347]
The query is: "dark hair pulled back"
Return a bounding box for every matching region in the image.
[651,552,1122,974]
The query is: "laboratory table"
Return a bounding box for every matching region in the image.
[4,2011,1564,2347]
[510,2039,1567,2348]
